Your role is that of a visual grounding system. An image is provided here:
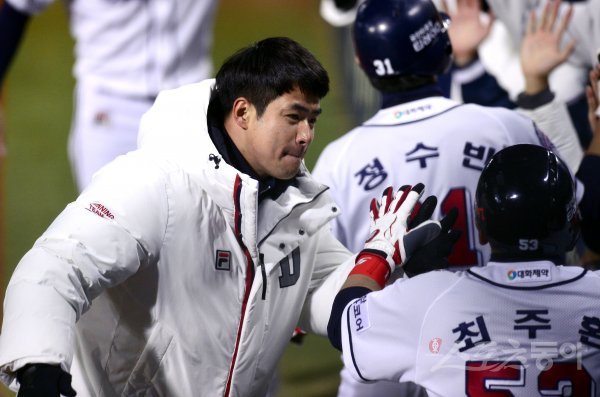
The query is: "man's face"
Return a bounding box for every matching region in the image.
[243,87,321,180]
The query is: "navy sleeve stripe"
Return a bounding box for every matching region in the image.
[327,286,371,351]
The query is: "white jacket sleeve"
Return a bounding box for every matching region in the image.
[298,229,355,336]
[0,152,169,385]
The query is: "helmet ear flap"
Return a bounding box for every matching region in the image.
[474,205,488,245]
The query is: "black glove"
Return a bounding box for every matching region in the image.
[334,0,359,11]
[403,206,461,278]
[407,194,438,230]
[17,364,76,397]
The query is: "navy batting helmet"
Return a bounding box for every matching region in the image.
[475,144,580,260]
[353,0,452,80]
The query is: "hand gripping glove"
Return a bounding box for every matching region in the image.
[351,183,442,287]
[17,364,77,397]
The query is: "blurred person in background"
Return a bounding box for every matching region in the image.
[0,0,219,191]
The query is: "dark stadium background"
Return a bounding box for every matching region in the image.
[2,0,357,395]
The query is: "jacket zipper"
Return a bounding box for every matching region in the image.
[259,253,267,300]
[224,175,255,397]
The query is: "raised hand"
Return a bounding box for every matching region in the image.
[520,0,576,95]
[442,0,495,67]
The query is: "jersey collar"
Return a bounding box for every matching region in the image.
[364,95,459,126]
[468,260,587,290]
[380,83,444,109]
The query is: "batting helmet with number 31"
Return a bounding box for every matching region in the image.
[352,0,452,80]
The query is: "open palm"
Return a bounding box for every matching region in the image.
[443,0,494,66]
[520,0,575,80]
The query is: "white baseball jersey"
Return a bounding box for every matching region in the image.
[7,0,219,191]
[8,0,217,97]
[340,262,600,396]
[312,94,550,267]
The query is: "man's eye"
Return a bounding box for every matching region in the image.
[287,114,301,122]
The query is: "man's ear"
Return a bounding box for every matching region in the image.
[231,97,251,129]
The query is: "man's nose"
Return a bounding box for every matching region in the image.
[297,120,314,145]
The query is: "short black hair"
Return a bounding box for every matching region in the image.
[210,37,330,120]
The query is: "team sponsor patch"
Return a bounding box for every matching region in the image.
[506,265,552,283]
[429,337,443,354]
[394,104,433,120]
[86,202,115,219]
[215,250,231,271]
[351,296,371,334]
[369,97,457,126]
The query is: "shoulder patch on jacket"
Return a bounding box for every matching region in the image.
[87,202,115,219]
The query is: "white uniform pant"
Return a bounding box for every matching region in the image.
[68,81,155,192]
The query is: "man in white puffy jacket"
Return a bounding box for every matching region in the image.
[0,37,438,397]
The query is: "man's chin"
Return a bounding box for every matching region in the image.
[275,157,302,179]
[275,170,300,180]
[275,166,301,180]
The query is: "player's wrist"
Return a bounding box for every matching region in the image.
[452,51,478,68]
[522,74,548,96]
[351,251,392,288]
